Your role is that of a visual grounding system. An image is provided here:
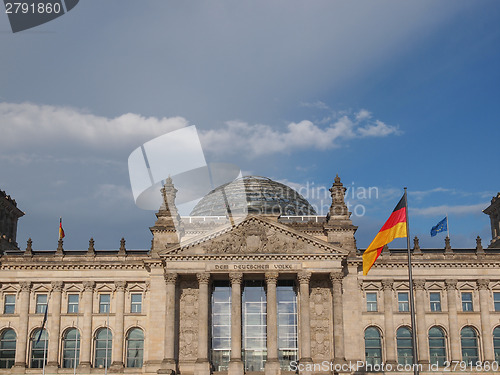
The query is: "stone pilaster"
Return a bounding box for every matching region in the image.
[414,280,429,364]
[47,281,63,368]
[382,279,397,366]
[228,273,244,375]
[111,281,126,369]
[298,271,313,374]
[477,279,494,361]
[13,281,30,369]
[330,272,346,364]
[79,281,95,368]
[195,273,211,375]
[265,272,280,375]
[445,280,460,362]
[160,272,177,374]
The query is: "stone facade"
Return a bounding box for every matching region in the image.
[0,180,499,375]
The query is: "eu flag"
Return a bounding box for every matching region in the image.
[431,217,447,237]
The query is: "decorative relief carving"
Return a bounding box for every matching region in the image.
[477,279,490,290]
[265,272,279,284]
[298,271,311,284]
[445,279,458,290]
[381,279,394,291]
[229,272,243,284]
[51,281,63,292]
[310,277,332,360]
[414,280,426,291]
[83,281,95,292]
[196,273,210,285]
[114,281,126,291]
[19,281,31,292]
[164,272,177,285]
[179,279,199,360]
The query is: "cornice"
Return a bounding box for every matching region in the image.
[0,262,147,271]
[159,253,344,262]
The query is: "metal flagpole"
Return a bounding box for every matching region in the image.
[446,214,450,239]
[104,299,110,375]
[42,294,50,375]
[42,329,47,375]
[73,313,79,375]
[404,188,419,375]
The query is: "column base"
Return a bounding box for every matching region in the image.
[11,363,26,373]
[195,358,211,375]
[45,362,59,371]
[78,361,92,369]
[110,361,125,372]
[157,358,177,374]
[228,359,244,375]
[298,357,313,375]
[265,358,281,375]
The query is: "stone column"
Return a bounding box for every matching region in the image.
[330,272,346,364]
[111,281,126,368]
[445,280,460,362]
[160,272,177,373]
[195,273,211,375]
[477,279,494,362]
[47,281,63,368]
[298,271,313,373]
[228,273,243,375]
[265,272,280,375]
[14,281,31,369]
[414,280,429,364]
[382,279,397,366]
[79,281,95,368]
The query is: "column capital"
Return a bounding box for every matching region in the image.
[381,279,394,290]
[297,271,311,284]
[330,272,343,285]
[414,280,426,290]
[477,279,490,290]
[445,279,458,290]
[51,281,63,292]
[265,272,279,284]
[115,281,127,291]
[229,272,243,284]
[164,272,178,285]
[19,281,31,292]
[197,272,210,285]
[83,281,95,291]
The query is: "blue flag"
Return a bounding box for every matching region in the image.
[431,217,447,237]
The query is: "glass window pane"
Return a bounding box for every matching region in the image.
[62,329,80,368]
[94,328,112,368]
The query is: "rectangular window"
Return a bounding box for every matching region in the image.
[494,292,500,312]
[99,294,110,313]
[366,292,378,312]
[462,292,473,312]
[398,292,409,312]
[35,294,48,314]
[3,295,15,314]
[130,293,142,313]
[67,294,79,313]
[430,292,441,312]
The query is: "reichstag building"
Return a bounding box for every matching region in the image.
[0,175,500,375]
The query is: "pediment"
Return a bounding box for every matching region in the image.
[161,215,348,258]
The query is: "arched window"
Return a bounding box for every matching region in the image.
[493,326,500,363]
[365,327,382,366]
[94,328,112,368]
[0,329,16,368]
[461,326,479,364]
[126,328,144,368]
[62,328,80,368]
[396,327,413,365]
[30,328,48,368]
[428,326,447,366]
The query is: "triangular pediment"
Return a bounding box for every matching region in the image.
[160,215,349,257]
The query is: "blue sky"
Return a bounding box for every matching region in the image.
[1,0,499,251]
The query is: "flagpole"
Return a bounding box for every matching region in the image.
[42,330,47,375]
[446,213,450,239]
[73,313,79,375]
[42,294,50,375]
[404,187,419,375]
[104,300,110,375]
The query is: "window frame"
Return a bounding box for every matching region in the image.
[366,292,378,312]
[0,328,17,369]
[35,294,48,314]
[125,328,144,368]
[460,326,479,364]
[364,326,383,366]
[398,292,410,312]
[61,328,80,368]
[99,294,111,314]
[429,292,442,312]
[428,326,447,366]
[67,294,79,314]
[130,293,142,314]
[30,328,48,368]
[3,295,15,314]
[493,292,500,312]
[461,292,473,312]
[93,328,112,368]
[396,326,413,365]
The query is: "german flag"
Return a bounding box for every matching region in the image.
[363,194,407,275]
[59,217,65,240]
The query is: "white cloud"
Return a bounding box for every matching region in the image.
[200,111,400,157]
[412,203,488,217]
[0,102,188,151]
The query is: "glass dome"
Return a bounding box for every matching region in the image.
[190,176,316,216]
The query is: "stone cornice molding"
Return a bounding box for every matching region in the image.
[0,262,146,271]
[196,272,210,285]
[445,279,458,290]
[414,280,426,291]
[164,272,177,285]
[347,258,500,270]
[297,271,311,284]
[159,253,342,262]
[477,279,490,290]
[381,279,394,291]
[115,281,127,291]
[83,281,95,292]
[51,281,63,292]
[265,272,279,284]
[229,272,243,284]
